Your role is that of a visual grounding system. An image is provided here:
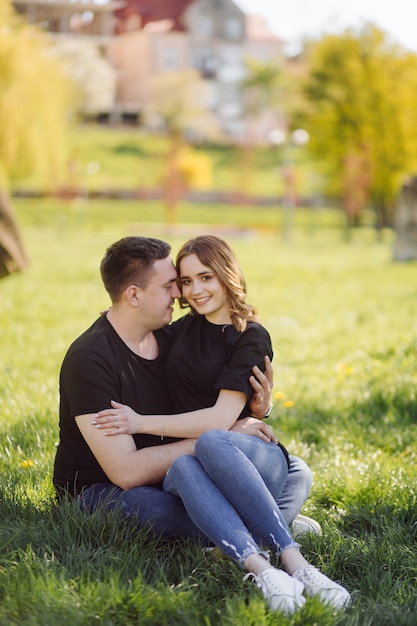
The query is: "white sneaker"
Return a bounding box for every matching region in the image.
[291,514,322,540]
[244,568,306,615]
[293,566,351,609]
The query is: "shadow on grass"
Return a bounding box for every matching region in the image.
[282,385,417,451]
[113,143,149,158]
[0,492,262,626]
[0,490,202,585]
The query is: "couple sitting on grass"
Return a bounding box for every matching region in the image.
[53,234,351,616]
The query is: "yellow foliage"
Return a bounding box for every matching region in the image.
[176,147,212,189]
[302,23,417,220]
[0,0,75,189]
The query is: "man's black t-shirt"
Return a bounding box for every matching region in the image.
[53,315,176,497]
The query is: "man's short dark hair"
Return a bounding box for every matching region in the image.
[100,237,171,302]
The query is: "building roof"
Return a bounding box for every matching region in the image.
[246,14,281,43]
[13,0,125,11]
[115,0,193,32]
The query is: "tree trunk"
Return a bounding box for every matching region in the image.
[162,135,184,225]
[0,188,29,279]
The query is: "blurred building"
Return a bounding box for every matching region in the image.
[13,0,123,41]
[12,0,282,141]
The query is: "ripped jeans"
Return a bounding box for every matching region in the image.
[163,430,301,566]
[78,432,312,554]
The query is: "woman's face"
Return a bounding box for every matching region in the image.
[179,253,231,324]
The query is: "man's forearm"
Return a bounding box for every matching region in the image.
[76,413,196,491]
[121,438,196,490]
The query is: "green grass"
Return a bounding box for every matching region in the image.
[13,124,315,198]
[1,197,416,625]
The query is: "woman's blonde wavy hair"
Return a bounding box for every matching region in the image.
[176,235,259,332]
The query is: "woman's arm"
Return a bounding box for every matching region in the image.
[93,388,246,439]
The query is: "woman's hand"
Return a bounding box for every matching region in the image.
[92,400,141,436]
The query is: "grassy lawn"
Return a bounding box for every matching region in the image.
[13,124,315,198]
[0,197,416,625]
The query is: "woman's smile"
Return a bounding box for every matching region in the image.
[193,296,211,306]
[179,253,231,324]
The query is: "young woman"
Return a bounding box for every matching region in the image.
[94,236,350,615]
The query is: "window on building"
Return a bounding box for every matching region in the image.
[193,49,217,79]
[164,48,179,70]
[223,83,240,104]
[70,13,83,32]
[197,16,212,37]
[82,11,94,26]
[224,18,242,39]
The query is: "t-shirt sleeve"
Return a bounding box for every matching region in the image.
[214,324,273,399]
[60,348,120,418]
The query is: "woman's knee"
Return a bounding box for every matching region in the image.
[195,430,228,457]
[164,454,197,495]
[169,454,197,477]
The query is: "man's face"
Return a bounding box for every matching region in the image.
[139,256,181,330]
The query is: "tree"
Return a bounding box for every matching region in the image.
[241,57,284,128]
[0,1,74,189]
[238,57,285,196]
[299,24,417,230]
[0,188,28,278]
[0,1,74,276]
[51,38,116,117]
[144,70,216,224]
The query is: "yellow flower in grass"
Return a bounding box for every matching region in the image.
[274,391,285,400]
[20,460,34,468]
[283,400,295,408]
[335,363,353,378]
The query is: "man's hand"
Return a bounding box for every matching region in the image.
[249,355,273,419]
[230,416,278,444]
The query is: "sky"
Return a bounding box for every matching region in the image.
[234,0,417,55]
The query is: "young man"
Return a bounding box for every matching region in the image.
[53,236,316,540]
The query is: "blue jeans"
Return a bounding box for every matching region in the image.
[77,432,312,551]
[163,431,300,565]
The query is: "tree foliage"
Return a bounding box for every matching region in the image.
[144,69,218,137]
[236,58,285,196]
[144,70,217,223]
[241,57,284,120]
[51,38,116,117]
[0,0,74,190]
[299,23,417,228]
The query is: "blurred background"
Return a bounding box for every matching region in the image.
[1,5,417,623]
[2,0,417,273]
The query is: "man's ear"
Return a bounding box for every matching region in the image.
[125,284,141,307]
